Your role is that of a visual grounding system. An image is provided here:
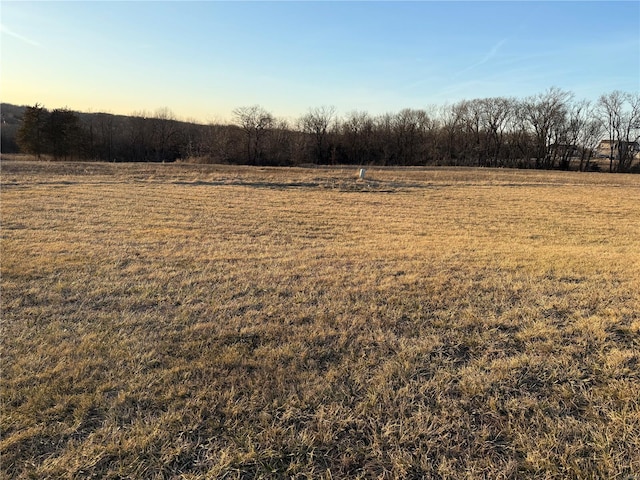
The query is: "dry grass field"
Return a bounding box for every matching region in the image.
[1,160,639,479]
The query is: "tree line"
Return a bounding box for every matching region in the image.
[9,88,640,172]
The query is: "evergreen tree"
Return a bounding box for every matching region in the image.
[16,104,49,158]
[47,108,82,160]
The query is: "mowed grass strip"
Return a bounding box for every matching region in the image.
[1,161,639,479]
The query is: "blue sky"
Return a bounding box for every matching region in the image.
[1,1,638,123]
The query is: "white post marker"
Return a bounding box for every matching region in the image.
[358,168,366,180]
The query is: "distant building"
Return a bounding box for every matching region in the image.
[549,143,579,155]
[596,139,640,159]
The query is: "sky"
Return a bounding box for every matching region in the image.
[1,1,639,124]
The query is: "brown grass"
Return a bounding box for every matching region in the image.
[2,160,639,479]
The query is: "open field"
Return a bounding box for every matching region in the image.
[1,160,639,479]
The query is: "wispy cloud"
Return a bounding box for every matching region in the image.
[402,38,509,92]
[0,24,40,47]
[479,38,508,65]
[454,38,508,78]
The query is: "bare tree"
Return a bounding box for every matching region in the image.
[265,118,294,165]
[598,91,623,172]
[391,109,432,165]
[373,113,395,165]
[150,107,180,162]
[439,102,466,164]
[233,105,274,164]
[340,110,376,164]
[299,106,336,164]
[204,123,242,164]
[598,91,640,172]
[521,87,572,169]
[620,93,640,172]
[128,110,152,161]
[577,116,604,172]
[97,113,118,161]
[457,100,485,166]
[554,100,593,170]
[482,97,514,167]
